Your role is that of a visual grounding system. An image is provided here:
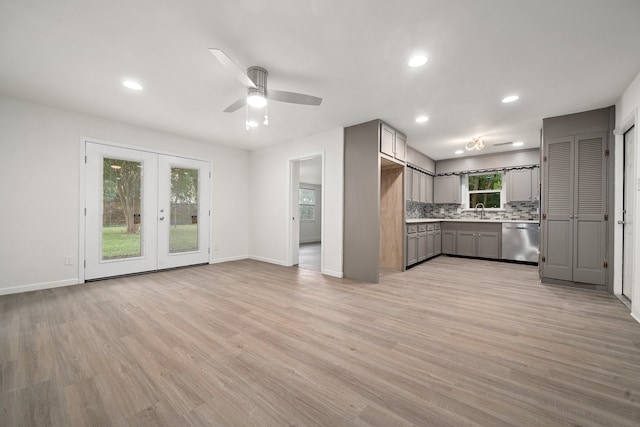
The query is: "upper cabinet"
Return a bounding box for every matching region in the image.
[434,175,461,204]
[380,123,406,162]
[406,167,434,203]
[507,166,540,202]
[405,146,435,203]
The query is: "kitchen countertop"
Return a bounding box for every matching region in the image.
[406,218,539,224]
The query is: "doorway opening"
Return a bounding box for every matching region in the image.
[290,155,323,272]
[622,125,635,302]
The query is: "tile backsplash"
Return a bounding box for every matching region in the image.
[406,201,540,221]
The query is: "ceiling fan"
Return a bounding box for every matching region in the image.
[208,48,322,123]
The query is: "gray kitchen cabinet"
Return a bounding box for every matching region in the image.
[426,224,435,258]
[508,169,533,202]
[532,166,540,202]
[434,175,461,204]
[380,124,395,158]
[344,119,408,283]
[380,122,406,162]
[419,172,428,203]
[540,106,613,290]
[441,222,502,259]
[395,133,407,162]
[543,132,607,286]
[417,225,427,262]
[407,222,441,267]
[406,225,418,266]
[456,231,476,257]
[435,227,442,255]
[411,169,421,201]
[406,168,433,204]
[477,231,501,259]
[441,229,457,254]
[405,167,412,202]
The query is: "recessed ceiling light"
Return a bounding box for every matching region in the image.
[513,141,524,147]
[122,80,143,91]
[501,95,519,103]
[246,120,259,128]
[408,55,428,68]
[455,150,464,155]
[247,94,267,108]
[415,115,429,123]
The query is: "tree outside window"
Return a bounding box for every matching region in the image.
[468,173,503,208]
[299,188,315,221]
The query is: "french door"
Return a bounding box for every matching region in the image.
[85,143,210,280]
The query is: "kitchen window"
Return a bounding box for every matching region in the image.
[463,172,505,209]
[299,188,316,221]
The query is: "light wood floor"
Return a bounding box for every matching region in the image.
[298,242,321,272]
[1,256,640,426]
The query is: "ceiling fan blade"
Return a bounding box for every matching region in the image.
[268,90,322,106]
[223,97,247,113]
[208,48,257,89]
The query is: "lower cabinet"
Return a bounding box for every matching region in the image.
[406,225,418,265]
[441,229,457,254]
[477,231,501,259]
[417,225,427,262]
[441,222,502,260]
[406,222,441,267]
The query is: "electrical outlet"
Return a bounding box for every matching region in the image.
[65,255,74,266]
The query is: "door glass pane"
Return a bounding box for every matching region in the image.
[170,167,199,253]
[102,158,142,260]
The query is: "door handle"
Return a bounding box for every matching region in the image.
[159,216,165,221]
[618,220,626,225]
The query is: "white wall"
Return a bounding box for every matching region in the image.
[615,71,640,322]
[0,95,249,295]
[249,127,344,277]
[299,183,322,243]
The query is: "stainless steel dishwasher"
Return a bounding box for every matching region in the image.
[501,223,539,263]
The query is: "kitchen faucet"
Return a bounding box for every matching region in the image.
[475,203,486,219]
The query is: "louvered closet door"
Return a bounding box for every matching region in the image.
[573,132,606,285]
[544,137,574,281]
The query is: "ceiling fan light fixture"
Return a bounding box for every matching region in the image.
[247,94,267,108]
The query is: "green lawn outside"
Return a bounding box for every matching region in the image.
[169,224,199,253]
[102,224,198,259]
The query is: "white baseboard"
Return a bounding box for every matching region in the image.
[321,269,344,278]
[248,255,290,267]
[210,255,249,264]
[0,278,80,296]
[300,238,321,244]
[631,311,640,325]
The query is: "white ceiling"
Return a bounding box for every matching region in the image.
[1,0,639,160]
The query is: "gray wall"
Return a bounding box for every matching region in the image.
[436,148,540,174]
